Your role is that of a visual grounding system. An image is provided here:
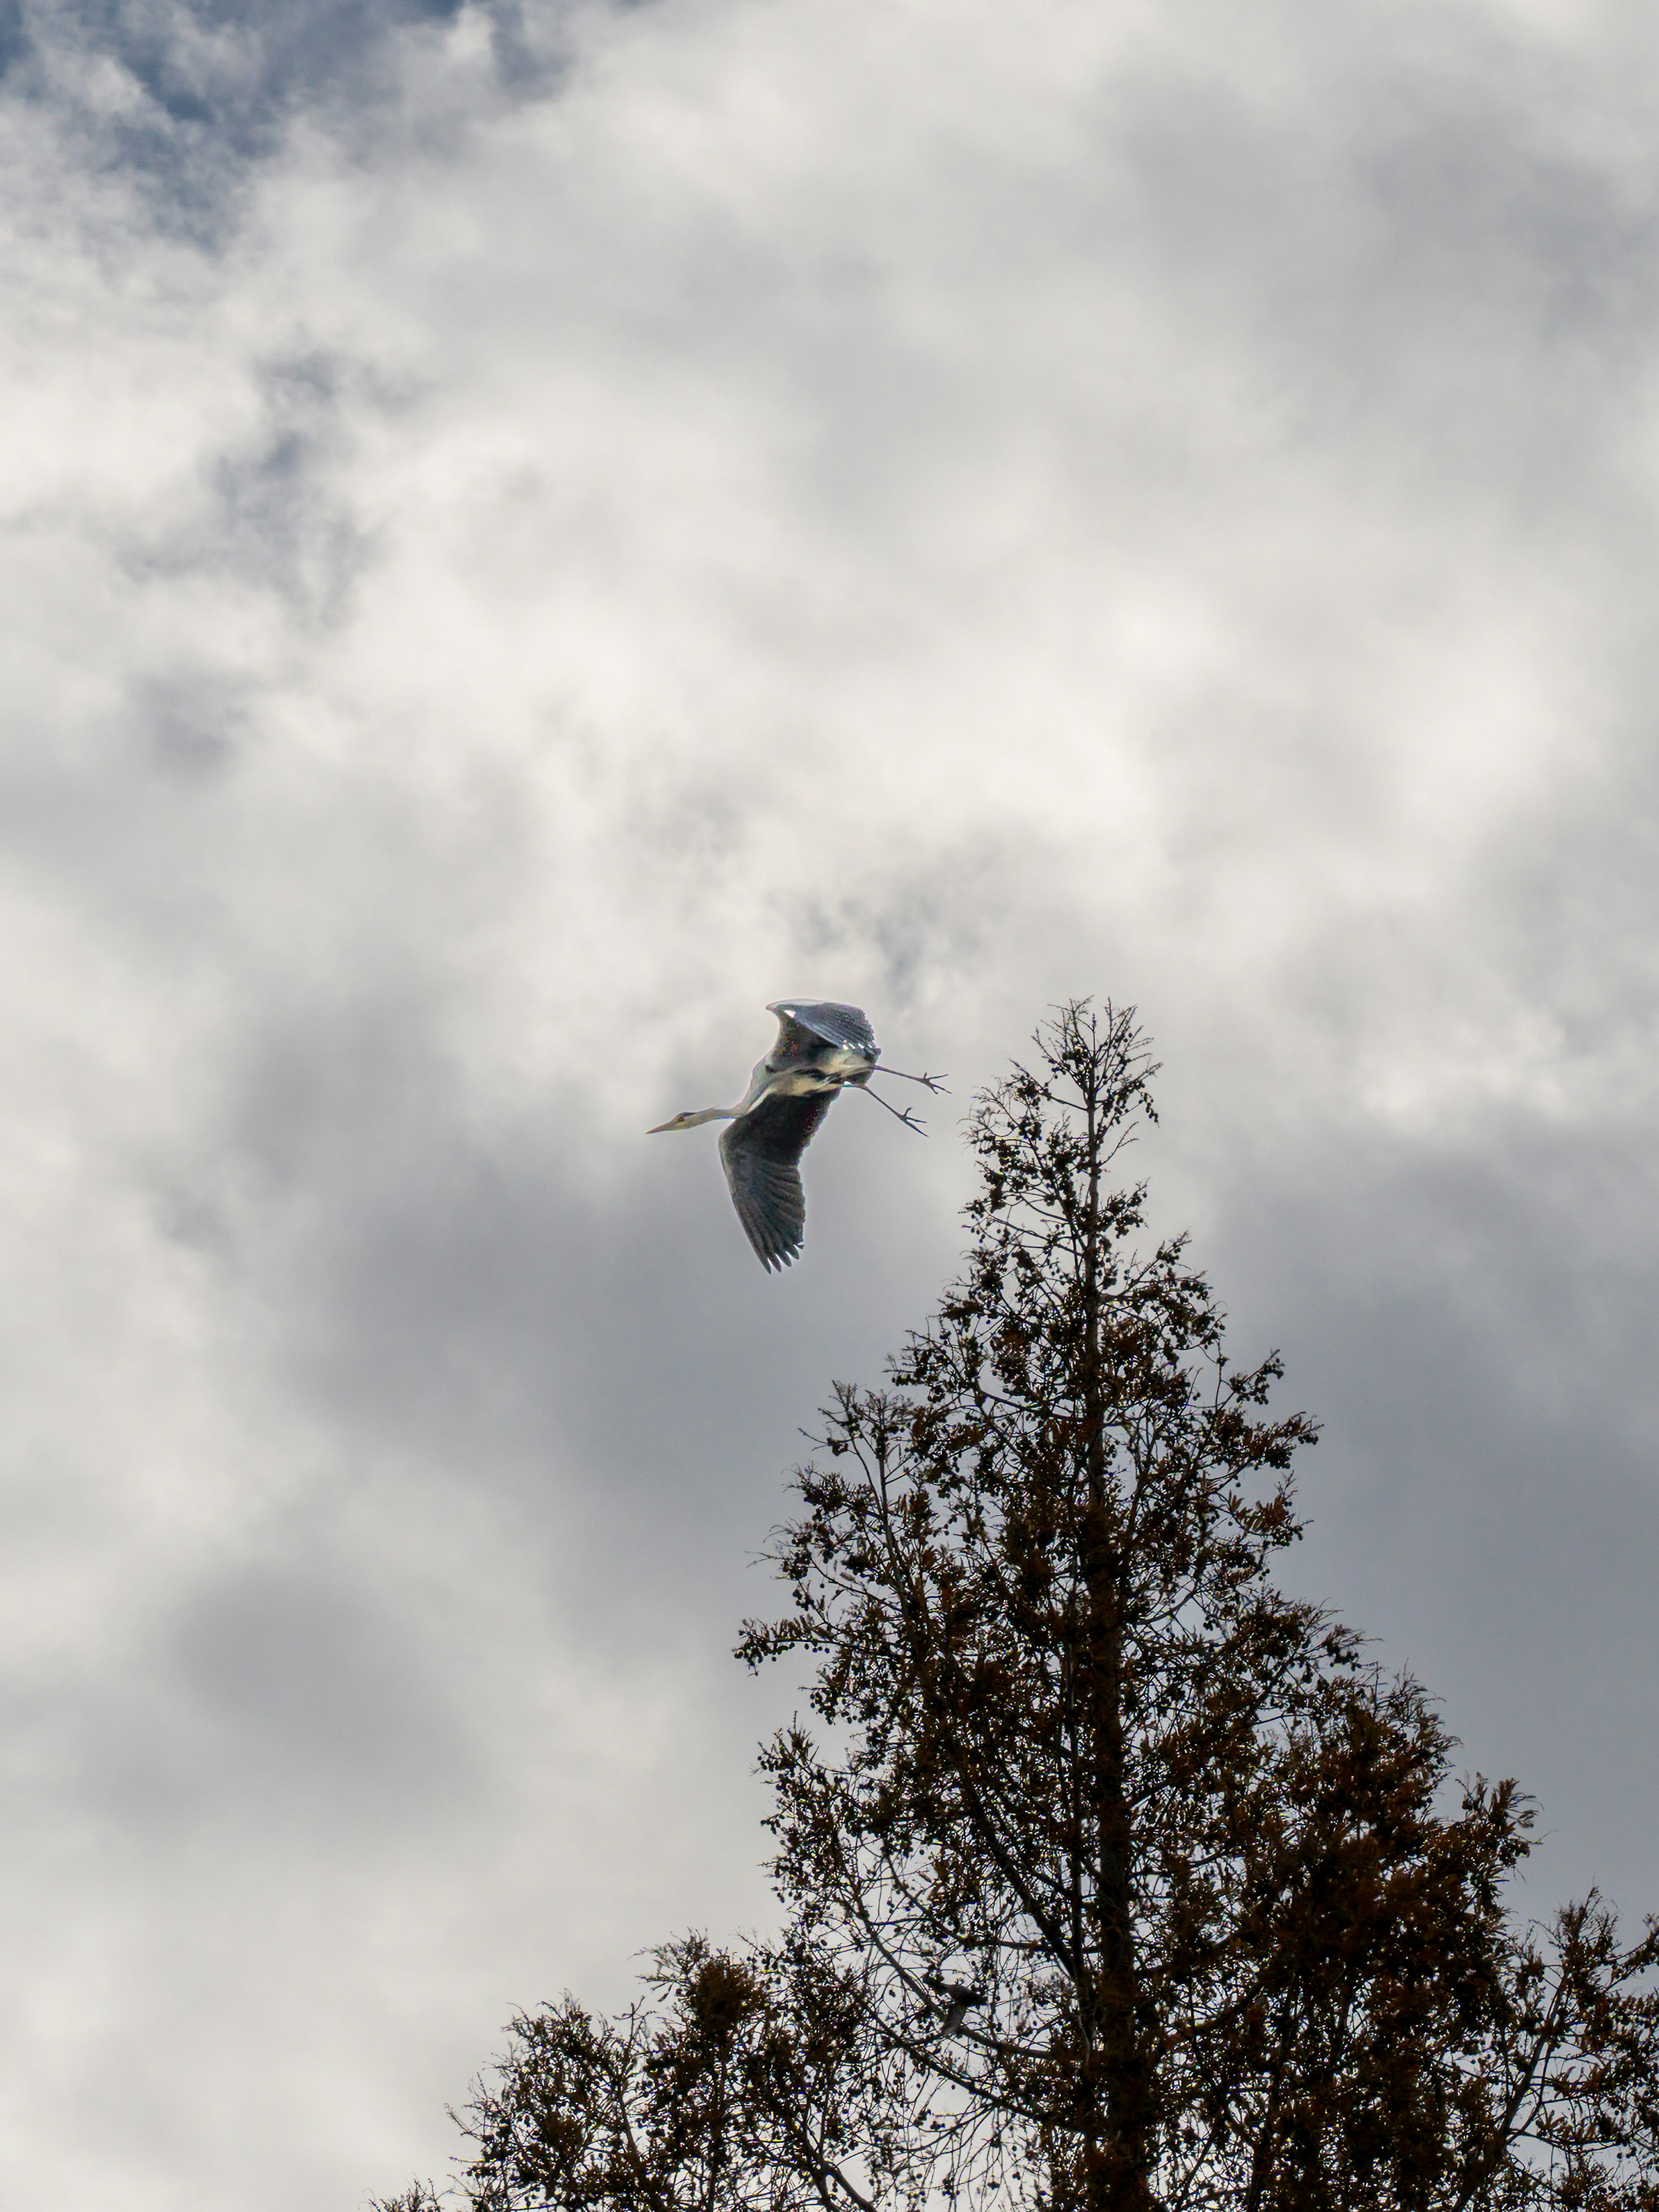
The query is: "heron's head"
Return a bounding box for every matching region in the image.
[647,1107,729,1133]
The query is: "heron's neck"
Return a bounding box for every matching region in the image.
[684,1106,737,1126]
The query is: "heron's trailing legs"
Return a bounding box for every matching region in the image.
[874,1066,949,1094]
[856,1085,928,1134]
[856,1064,947,1133]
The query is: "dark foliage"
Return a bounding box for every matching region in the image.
[374,1934,910,2212]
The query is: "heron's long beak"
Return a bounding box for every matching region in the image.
[647,1119,677,1133]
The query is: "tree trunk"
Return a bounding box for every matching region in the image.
[1079,1063,1154,2212]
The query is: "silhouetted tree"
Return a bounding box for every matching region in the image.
[378,1004,1658,2212]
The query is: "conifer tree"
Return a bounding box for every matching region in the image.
[378,1004,1658,2212]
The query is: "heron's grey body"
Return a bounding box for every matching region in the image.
[649,1000,940,1271]
[736,1000,879,1108]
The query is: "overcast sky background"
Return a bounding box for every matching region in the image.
[3,0,1659,2202]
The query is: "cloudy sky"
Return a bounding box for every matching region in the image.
[3,0,1659,2201]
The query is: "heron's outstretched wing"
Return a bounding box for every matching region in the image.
[766,999,877,1061]
[719,1090,838,1270]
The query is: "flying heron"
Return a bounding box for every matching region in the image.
[924,1973,985,2036]
[648,1000,945,1271]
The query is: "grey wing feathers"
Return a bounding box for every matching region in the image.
[720,1091,838,1270]
[766,999,877,1059]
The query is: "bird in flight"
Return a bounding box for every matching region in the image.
[649,1000,945,1271]
[925,1973,985,2036]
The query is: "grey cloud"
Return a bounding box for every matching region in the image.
[116,348,388,624]
[67,1560,485,1843]
[3,0,569,236]
[1208,1111,1659,1919]
[138,668,248,777]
